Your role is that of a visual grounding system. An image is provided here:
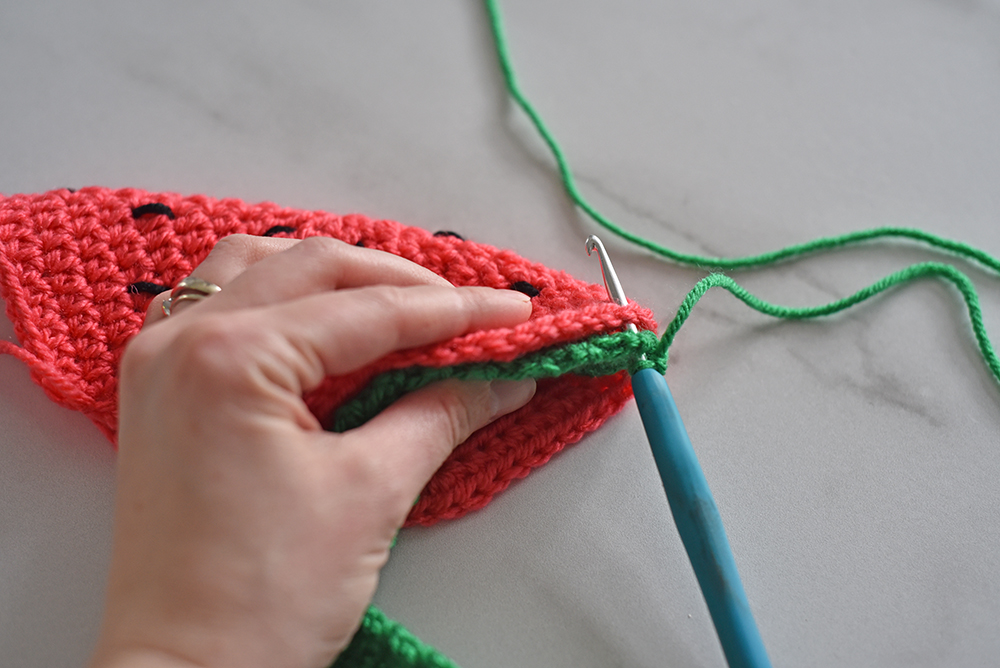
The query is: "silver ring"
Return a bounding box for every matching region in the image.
[161,276,222,316]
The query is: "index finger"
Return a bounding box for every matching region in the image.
[249,283,532,384]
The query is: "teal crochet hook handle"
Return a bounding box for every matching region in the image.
[632,368,772,668]
[586,235,771,667]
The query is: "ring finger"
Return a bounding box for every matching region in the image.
[147,235,301,325]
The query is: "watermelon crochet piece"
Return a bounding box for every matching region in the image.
[0,186,661,666]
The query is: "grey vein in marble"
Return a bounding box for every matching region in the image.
[786,327,943,427]
[573,173,733,260]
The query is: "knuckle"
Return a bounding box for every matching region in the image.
[338,447,384,488]
[359,285,407,328]
[296,234,347,258]
[210,233,256,259]
[380,285,439,345]
[168,315,252,377]
[430,381,491,448]
[342,449,414,519]
[119,316,256,396]
[335,446,411,511]
[376,284,463,325]
[210,233,303,270]
[366,284,407,310]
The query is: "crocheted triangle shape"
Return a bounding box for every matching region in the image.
[0,187,657,526]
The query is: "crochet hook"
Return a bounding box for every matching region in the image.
[585,235,772,668]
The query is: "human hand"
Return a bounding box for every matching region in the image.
[88,235,536,668]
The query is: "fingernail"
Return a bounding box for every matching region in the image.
[489,378,537,418]
[497,289,532,304]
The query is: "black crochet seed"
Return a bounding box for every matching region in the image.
[510,281,540,297]
[262,225,296,237]
[64,188,76,193]
[128,282,170,295]
[355,240,365,247]
[433,230,465,240]
[131,203,176,220]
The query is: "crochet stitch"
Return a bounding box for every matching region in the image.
[332,606,459,668]
[0,187,658,527]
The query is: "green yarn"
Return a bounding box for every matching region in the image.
[484,0,1000,277]
[332,330,664,433]
[656,264,1000,383]
[332,606,459,668]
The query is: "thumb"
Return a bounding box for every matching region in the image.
[338,377,536,512]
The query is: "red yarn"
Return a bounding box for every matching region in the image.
[0,187,656,525]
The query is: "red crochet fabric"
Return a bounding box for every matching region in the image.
[0,187,656,525]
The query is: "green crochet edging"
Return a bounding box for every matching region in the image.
[332,605,459,668]
[331,330,663,433]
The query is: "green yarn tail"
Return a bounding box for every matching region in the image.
[484,0,1000,277]
[481,0,1000,393]
[333,605,460,668]
[657,264,1000,382]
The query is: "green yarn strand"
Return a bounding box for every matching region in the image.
[657,263,1000,383]
[484,0,1000,276]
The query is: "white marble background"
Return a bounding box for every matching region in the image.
[1,1,999,666]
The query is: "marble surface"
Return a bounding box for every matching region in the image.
[2,1,999,666]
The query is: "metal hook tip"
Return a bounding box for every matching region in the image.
[585,234,602,256]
